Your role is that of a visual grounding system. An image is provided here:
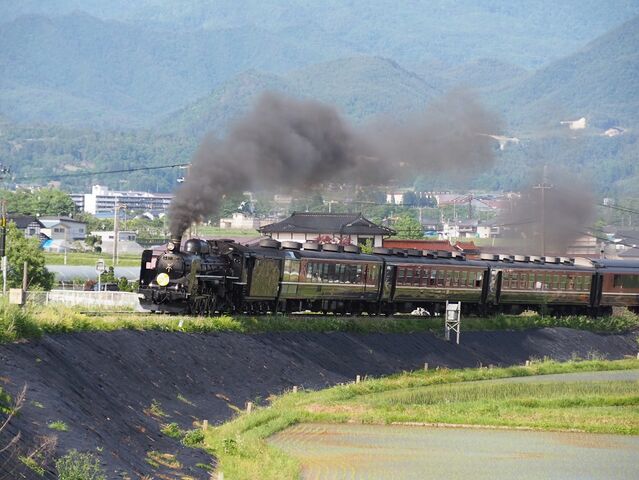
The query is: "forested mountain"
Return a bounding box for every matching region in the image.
[161,57,440,137]
[488,15,639,130]
[3,1,638,68]
[0,12,350,127]
[0,3,637,198]
[2,2,639,128]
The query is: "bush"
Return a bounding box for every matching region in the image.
[55,450,105,480]
[182,429,205,447]
[0,299,41,343]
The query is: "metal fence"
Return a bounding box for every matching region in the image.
[26,290,143,310]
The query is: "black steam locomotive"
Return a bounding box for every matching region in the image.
[139,238,639,316]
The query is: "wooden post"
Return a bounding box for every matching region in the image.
[525,360,531,367]
[355,375,361,384]
[246,401,253,414]
[22,261,28,292]
[202,419,208,431]
[292,386,298,394]
[423,362,429,371]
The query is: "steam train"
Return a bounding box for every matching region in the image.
[138,238,639,316]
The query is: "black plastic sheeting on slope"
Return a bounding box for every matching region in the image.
[0,328,637,479]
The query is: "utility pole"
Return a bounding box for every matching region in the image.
[113,203,124,266]
[0,200,6,295]
[533,165,552,256]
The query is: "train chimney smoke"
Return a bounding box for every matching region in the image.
[499,168,595,255]
[169,91,500,238]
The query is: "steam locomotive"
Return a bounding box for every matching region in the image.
[138,238,639,316]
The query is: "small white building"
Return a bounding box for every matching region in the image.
[91,230,138,243]
[219,212,261,230]
[90,230,143,255]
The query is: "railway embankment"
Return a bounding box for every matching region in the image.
[1,326,638,478]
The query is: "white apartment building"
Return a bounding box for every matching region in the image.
[76,185,173,214]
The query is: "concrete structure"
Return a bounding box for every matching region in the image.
[91,230,142,255]
[220,212,261,230]
[259,212,395,247]
[26,290,141,310]
[77,185,173,214]
[40,216,87,241]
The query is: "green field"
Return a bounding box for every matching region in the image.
[204,359,639,480]
[44,251,141,267]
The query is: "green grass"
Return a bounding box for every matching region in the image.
[1,299,639,344]
[48,420,69,432]
[44,251,141,266]
[203,358,639,480]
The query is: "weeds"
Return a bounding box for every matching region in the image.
[55,450,105,480]
[144,400,167,419]
[18,456,45,476]
[48,420,69,432]
[1,301,639,344]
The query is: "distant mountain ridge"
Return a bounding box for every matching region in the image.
[0,12,352,127]
[159,57,441,137]
[488,15,639,130]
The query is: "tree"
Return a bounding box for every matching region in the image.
[0,188,76,216]
[393,213,424,239]
[5,223,54,290]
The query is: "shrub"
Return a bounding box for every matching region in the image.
[0,300,41,342]
[48,420,69,432]
[182,429,205,447]
[55,450,105,480]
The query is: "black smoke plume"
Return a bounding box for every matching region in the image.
[499,169,595,255]
[170,91,500,238]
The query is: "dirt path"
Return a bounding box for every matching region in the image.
[1,327,637,478]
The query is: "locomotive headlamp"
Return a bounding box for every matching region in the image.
[167,242,176,252]
[156,273,170,287]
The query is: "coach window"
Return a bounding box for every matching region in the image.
[405,268,413,286]
[575,275,583,291]
[613,274,639,289]
[436,270,444,287]
[583,276,592,290]
[476,271,483,287]
[527,272,535,289]
[468,271,476,288]
[398,267,405,286]
[551,274,559,290]
[356,265,363,284]
[459,270,468,287]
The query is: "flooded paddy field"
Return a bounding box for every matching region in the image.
[270,423,639,479]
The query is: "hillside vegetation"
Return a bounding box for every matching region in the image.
[488,15,639,130]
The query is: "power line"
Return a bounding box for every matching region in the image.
[13,162,190,182]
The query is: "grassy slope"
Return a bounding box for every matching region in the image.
[1,302,639,343]
[204,358,639,479]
